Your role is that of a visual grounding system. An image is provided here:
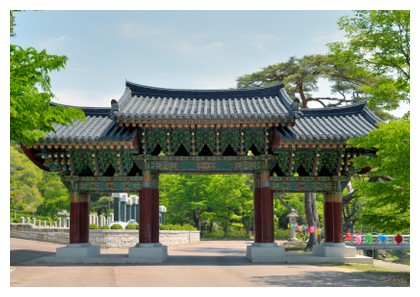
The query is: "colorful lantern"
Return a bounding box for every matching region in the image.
[302,226,307,232]
[366,233,373,243]
[355,235,362,245]
[379,234,387,243]
[394,234,403,245]
[309,226,315,234]
[345,232,352,240]
[316,228,321,235]
[291,223,296,230]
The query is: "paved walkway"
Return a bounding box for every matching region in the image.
[9,238,410,287]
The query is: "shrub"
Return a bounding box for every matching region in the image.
[275,228,290,240]
[160,224,196,231]
[89,224,99,229]
[125,224,139,230]
[100,225,110,229]
[110,223,123,229]
[204,229,225,239]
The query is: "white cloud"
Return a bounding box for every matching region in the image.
[312,31,347,45]
[118,22,165,41]
[118,21,225,57]
[175,40,224,55]
[37,35,70,52]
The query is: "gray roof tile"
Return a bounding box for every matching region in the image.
[39,82,380,145]
[115,81,293,123]
[275,102,380,142]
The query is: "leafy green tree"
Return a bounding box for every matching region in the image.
[10,144,43,213]
[237,54,400,119]
[160,174,254,235]
[160,174,213,228]
[10,11,85,146]
[347,120,410,233]
[90,195,113,218]
[37,171,70,218]
[10,143,70,218]
[206,175,253,235]
[328,10,410,103]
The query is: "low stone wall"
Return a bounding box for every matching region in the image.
[10,224,200,248]
[10,224,70,244]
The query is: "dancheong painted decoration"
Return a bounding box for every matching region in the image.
[22,80,380,261]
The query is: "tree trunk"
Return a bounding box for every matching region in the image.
[342,181,362,233]
[304,192,320,251]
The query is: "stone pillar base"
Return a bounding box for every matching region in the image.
[313,243,357,257]
[128,243,168,263]
[56,243,100,258]
[246,242,286,263]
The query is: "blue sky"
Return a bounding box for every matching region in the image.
[11,10,353,108]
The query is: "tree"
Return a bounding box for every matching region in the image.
[90,195,113,218]
[160,174,213,227]
[37,171,70,218]
[10,11,85,146]
[10,143,70,217]
[328,10,410,103]
[160,174,254,235]
[237,54,400,119]
[206,175,253,235]
[10,144,43,213]
[347,120,410,233]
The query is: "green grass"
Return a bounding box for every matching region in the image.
[336,264,410,285]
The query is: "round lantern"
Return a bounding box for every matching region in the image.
[291,223,296,230]
[394,234,403,245]
[309,226,315,234]
[378,234,387,243]
[345,232,352,240]
[302,226,307,232]
[355,235,362,245]
[366,233,373,243]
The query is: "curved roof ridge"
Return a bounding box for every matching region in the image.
[125,80,284,99]
[300,101,367,117]
[50,102,111,117]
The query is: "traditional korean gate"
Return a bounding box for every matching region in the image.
[23,81,380,262]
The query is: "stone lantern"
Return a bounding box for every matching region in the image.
[287,208,299,241]
[159,205,167,225]
[57,210,70,228]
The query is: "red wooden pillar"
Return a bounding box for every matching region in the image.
[253,172,274,243]
[140,172,160,244]
[323,192,343,243]
[69,192,89,244]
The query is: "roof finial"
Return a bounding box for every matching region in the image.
[110,99,119,119]
[291,98,303,119]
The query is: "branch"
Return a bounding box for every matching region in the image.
[274,193,305,222]
[305,97,354,107]
[342,189,358,204]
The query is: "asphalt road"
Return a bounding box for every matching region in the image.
[9,238,410,288]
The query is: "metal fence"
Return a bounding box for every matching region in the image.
[344,234,410,250]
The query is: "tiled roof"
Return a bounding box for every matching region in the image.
[274,102,381,144]
[38,82,380,147]
[114,81,295,125]
[39,107,137,146]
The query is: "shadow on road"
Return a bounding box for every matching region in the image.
[250,270,410,287]
[10,249,56,266]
